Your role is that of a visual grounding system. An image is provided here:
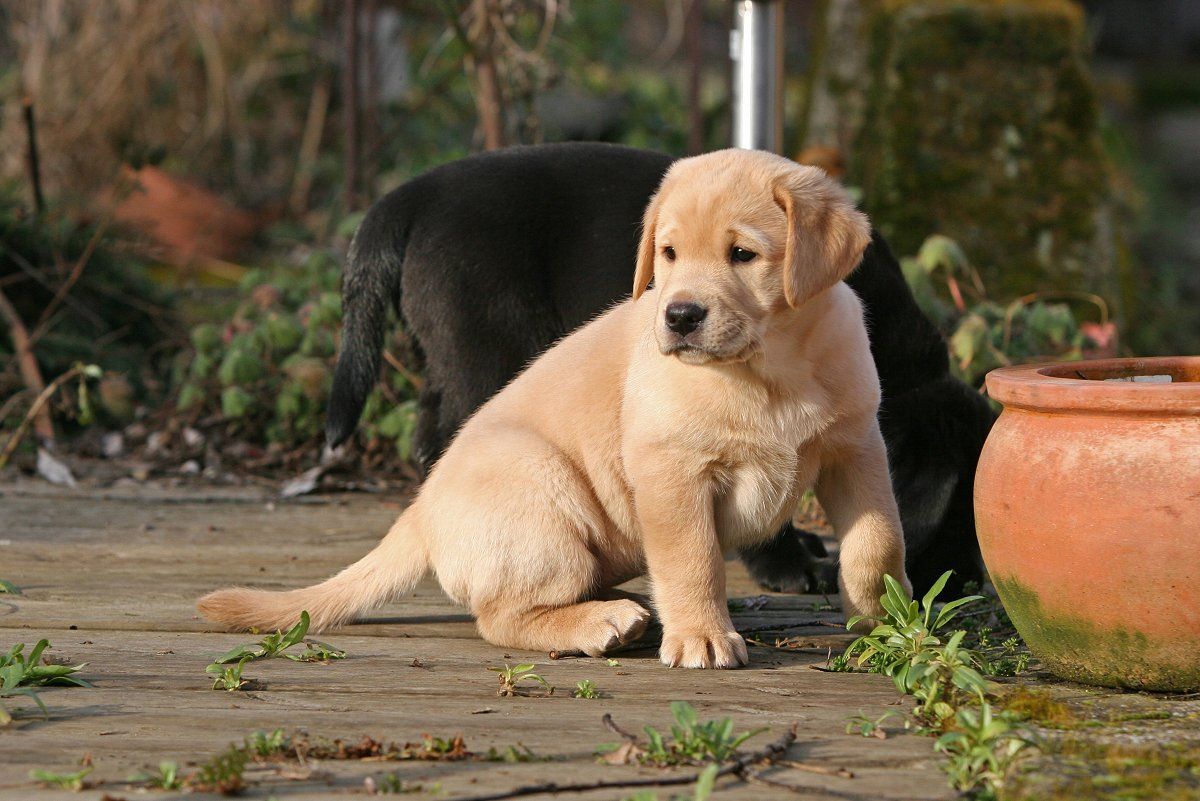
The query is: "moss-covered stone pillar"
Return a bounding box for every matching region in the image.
[804,0,1126,306]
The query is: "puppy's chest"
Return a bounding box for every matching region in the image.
[708,398,830,549]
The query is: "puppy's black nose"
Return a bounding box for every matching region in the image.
[665,302,707,336]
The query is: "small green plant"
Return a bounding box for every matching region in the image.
[1,640,90,722]
[189,744,248,794]
[206,656,251,691]
[244,728,290,758]
[419,734,469,759]
[29,765,93,791]
[606,658,620,667]
[206,611,345,690]
[640,702,765,766]
[844,572,987,726]
[840,573,1033,800]
[486,743,542,762]
[825,651,852,672]
[210,611,346,665]
[935,703,1029,798]
[0,579,19,594]
[846,710,899,739]
[489,663,554,697]
[375,772,427,794]
[131,761,184,790]
[573,679,601,699]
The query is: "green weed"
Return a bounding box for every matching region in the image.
[130,761,184,790]
[845,572,987,727]
[640,702,765,766]
[29,765,93,791]
[935,704,1029,798]
[489,663,553,697]
[205,611,345,690]
[573,679,601,699]
[0,579,19,595]
[206,656,251,691]
[210,611,346,665]
[189,745,248,795]
[1,640,90,722]
[244,728,290,758]
[846,710,900,739]
[486,743,544,763]
[375,773,429,794]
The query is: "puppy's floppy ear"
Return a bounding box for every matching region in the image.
[633,187,665,299]
[772,166,872,308]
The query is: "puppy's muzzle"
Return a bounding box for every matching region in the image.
[664,302,707,336]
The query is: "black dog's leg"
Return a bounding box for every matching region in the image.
[739,525,838,595]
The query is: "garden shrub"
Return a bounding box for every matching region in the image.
[171,245,419,467]
[0,185,174,432]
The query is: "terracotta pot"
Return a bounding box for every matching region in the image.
[975,356,1200,691]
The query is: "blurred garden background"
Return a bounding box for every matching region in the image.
[1,0,1198,489]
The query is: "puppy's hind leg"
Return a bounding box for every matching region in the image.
[438,434,651,656]
[470,532,651,656]
[476,597,651,657]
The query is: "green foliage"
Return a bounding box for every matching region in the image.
[640,702,765,767]
[0,187,173,427]
[573,679,601,699]
[131,761,184,790]
[489,663,554,697]
[840,574,1033,799]
[485,743,543,763]
[901,235,1109,386]
[0,640,90,722]
[190,745,248,795]
[846,710,900,739]
[243,728,290,758]
[174,247,420,462]
[206,657,250,692]
[0,579,19,595]
[935,704,1029,798]
[376,773,429,794]
[29,765,93,791]
[206,611,344,690]
[209,611,346,666]
[845,572,987,726]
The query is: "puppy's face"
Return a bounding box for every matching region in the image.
[633,150,871,365]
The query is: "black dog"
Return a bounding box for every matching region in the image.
[328,143,994,597]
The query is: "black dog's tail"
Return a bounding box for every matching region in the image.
[326,196,409,448]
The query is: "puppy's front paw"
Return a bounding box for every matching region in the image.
[660,628,748,669]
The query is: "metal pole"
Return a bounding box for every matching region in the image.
[730,0,784,153]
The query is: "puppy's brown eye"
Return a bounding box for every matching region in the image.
[663,246,676,261]
[730,247,757,263]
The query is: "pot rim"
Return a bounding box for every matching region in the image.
[985,356,1200,415]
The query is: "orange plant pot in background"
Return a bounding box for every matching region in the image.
[975,357,1200,691]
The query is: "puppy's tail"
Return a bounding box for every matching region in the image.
[197,508,428,633]
[326,192,411,448]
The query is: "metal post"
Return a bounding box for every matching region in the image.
[730,0,784,153]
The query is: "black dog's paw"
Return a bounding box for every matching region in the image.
[739,526,838,595]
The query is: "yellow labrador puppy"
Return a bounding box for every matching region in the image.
[199,149,910,668]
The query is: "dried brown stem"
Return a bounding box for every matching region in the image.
[0,363,86,470]
[0,286,53,444]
